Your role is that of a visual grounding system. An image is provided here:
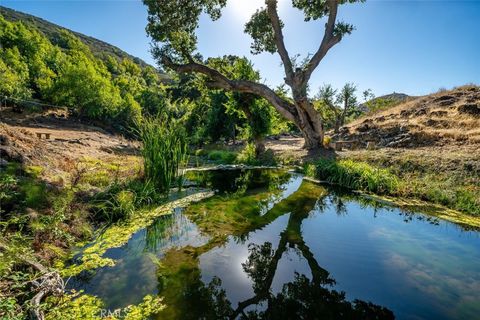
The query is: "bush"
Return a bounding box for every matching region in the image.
[323,135,332,148]
[138,117,188,193]
[91,179,161,222]
[308,159,399,194]
[207,150,237,164]
[236,143,258,165]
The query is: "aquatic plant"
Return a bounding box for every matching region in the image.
[61,191,214,276]
[137,117,189,193]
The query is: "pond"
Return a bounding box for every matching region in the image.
[68,169,480,320]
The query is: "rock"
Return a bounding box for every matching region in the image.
[0,159,8,167]
[366,141,376,150]
[0,134,9,146]
[429,110,448,117]
[357,123,371,132]
[339,127,350,134]
[433,95,455,102]
[0,146,23,163]
[400,109,412,118]
[414,109,427,116]
[458,104,480,117]
[438,99,456,106]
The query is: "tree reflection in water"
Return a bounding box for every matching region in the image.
[156,180,395,320]
[232,199,394,320]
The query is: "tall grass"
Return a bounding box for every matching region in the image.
[306,159,399,194]
[138,117,189,193]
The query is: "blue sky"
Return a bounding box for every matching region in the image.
[2,0,479,98]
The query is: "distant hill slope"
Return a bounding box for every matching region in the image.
[373,92,411,103]
[358,92,413,114]
[333,85,480,148]
[0,5,152,69]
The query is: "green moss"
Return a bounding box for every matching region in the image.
[44,292,164,320]
[61,191,214,276]
[25,165,44,178]
[184,181,327,239]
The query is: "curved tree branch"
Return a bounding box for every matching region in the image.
[162,56,298,123]
[266,0,294,85]
[302,0,341,84]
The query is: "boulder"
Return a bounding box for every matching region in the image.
[458,104,480,117]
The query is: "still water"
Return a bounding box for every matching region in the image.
[68,169,480,319]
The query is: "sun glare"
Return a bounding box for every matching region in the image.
[228,0,263,20]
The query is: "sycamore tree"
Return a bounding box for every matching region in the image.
[143,0,362,149]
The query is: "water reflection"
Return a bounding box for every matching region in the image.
[155,180,394,319]
[185,169,292,196]
[68,170,480,320]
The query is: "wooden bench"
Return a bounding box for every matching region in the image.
[36,132,51,139]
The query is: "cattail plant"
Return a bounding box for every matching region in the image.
[137,116,189,194]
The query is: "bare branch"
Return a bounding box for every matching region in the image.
[266,0,295,84]
[302,0,340,84]
[162,56,298,122]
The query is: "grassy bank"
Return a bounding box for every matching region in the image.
[303,156,480,217]
[0,156,170,318]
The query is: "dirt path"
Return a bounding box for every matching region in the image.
[0,108,140,181]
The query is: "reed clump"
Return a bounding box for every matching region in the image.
[138,117,189,194]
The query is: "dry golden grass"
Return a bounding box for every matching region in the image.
[345,85,480,147]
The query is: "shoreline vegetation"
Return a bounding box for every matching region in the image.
[1,140,479,318]
[0,4,478,319]
[302,158,479,217]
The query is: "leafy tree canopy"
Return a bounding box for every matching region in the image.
[144,0,364,148]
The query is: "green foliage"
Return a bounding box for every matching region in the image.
[177,56,277,150]
[455,189,480,215]
[91,179,162,222]
[315,83,359,130]
[138,117,189,193]
[364,97,399,114]
[307,159,399,194]
[244,9,278,54]
[0,14,169,130]
[207,150,237,164]
[236,143,258,165]
[0,163,48,216]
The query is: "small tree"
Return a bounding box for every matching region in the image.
[336,82,358,128]
[317,83,358,132]
[143,0,363,149]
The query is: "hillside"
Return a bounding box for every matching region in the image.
[0,6,151,68]
[372,92,411,103]
[0,7,173,132]
[332,85,480,148]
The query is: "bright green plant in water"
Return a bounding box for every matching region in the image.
[137,117,189,193]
